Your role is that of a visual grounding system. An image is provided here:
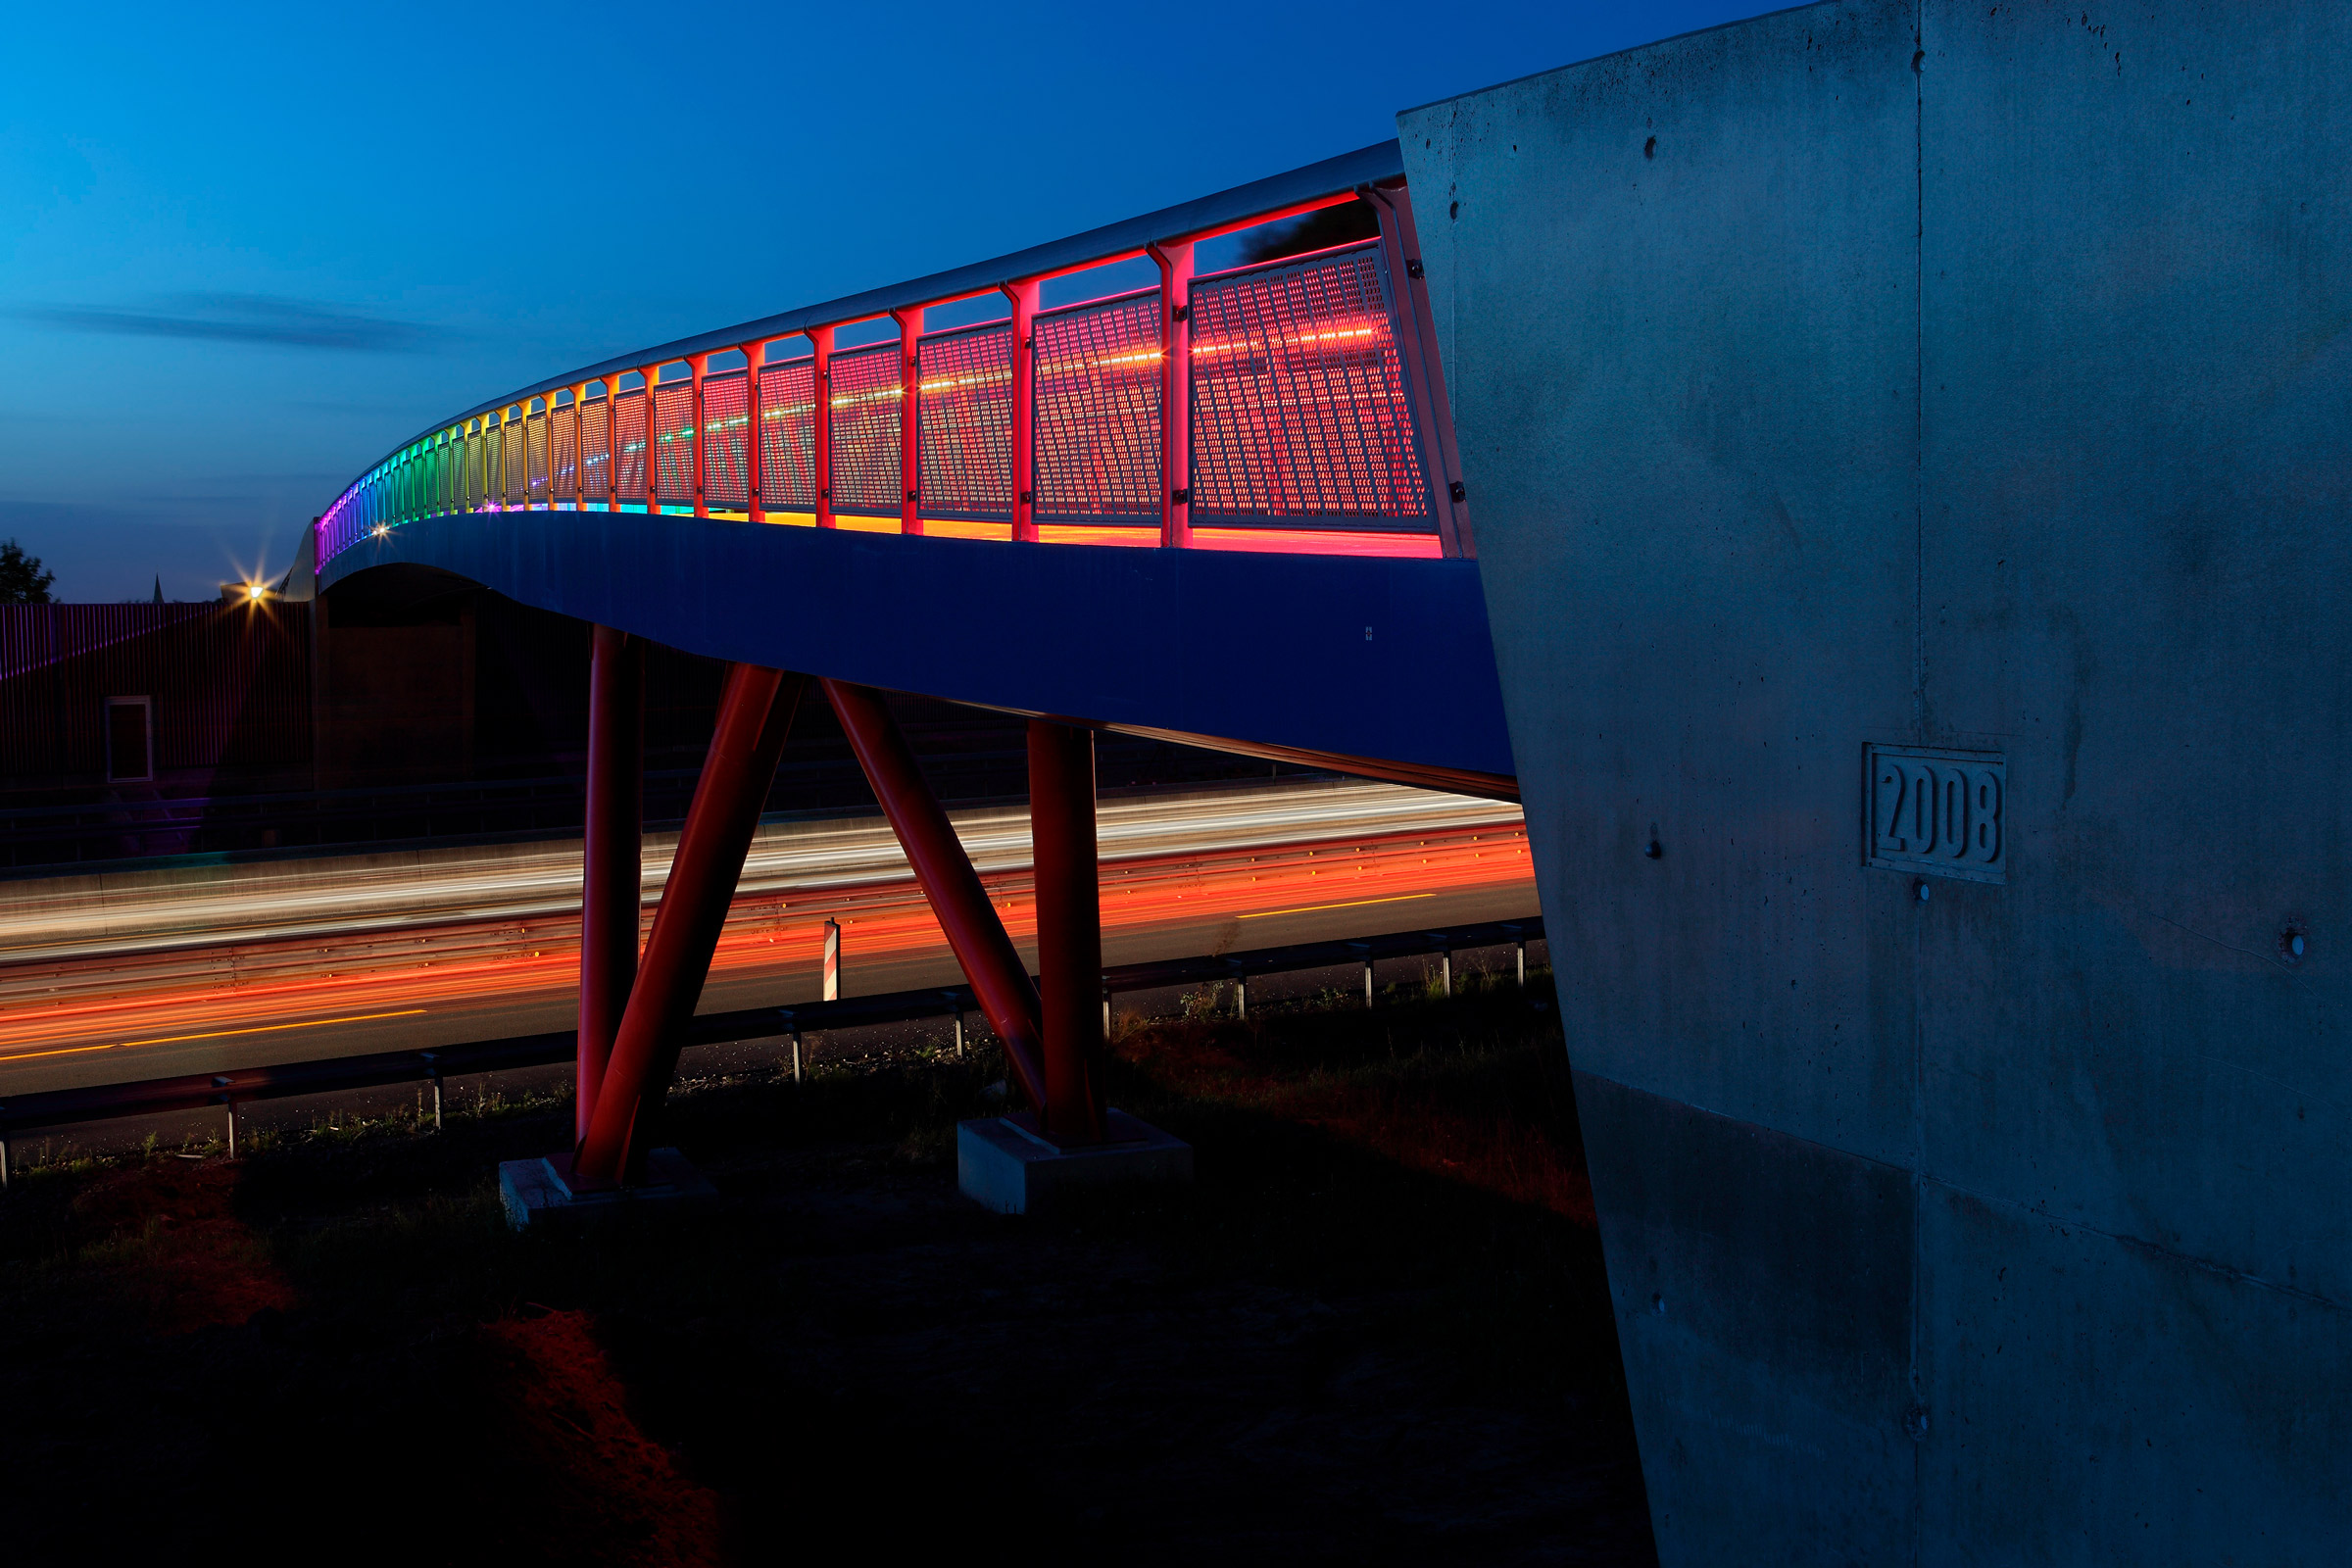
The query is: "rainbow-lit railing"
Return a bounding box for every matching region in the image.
[315,142,1470,569]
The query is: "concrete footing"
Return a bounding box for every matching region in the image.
[498,1147,715,1230]
[956,1109,1192,1214]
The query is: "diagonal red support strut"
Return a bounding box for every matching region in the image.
[1029,719,1107,1142]
[577,624,645,1145]
[573,662,804,1185]
[821,679,1049,1108]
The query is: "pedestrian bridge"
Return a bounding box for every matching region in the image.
[306,141,1511,798]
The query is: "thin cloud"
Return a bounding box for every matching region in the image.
[12,292,441,352]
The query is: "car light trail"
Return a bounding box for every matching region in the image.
[0,787,1530,1083]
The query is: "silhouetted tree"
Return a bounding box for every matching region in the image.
[1236,199,1381,266]
[0,539,55,604]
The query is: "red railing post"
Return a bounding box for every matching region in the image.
[577,624,645,1144]
[572,663,804,1184]
[1368,180,1473,559]
[745,341,766,525]
[1006,279,1041,542]
[1148,240,1195,547]
[820,679,1048,1106]
[1028,718,1105,1141]
[689,354,710,518]
[891,308,924,534]
[812,326,836,528]
[642,366,662,514]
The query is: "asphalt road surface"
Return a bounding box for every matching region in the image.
[0,778,1533,1096]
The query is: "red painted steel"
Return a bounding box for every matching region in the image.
[811,326,836,526]
[1150,240,1195,546]
[577,625,644,1144]
[892,310,923,534]
[526,399,551,507]
[820,677,1048,1107]
[573,662,804,1184]
[1028,718,1106,1142]
[643,367,663,513]
[1006,279,1040,540]
[690,356,710,518]
[742,345,764,522]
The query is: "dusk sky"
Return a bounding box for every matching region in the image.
[1,0,1778,602]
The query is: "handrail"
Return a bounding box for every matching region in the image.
[317,138,1473,566]
[0,916,1541,1148]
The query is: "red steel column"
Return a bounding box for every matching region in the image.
[812,325,836,528]
[573,663,804,1184]
[745,341,766,525]
[1006,279,1040,542]
[1148,239,1195,547]
[821,678,1047,1106]
[577,624,645,1144]
[1028,718,1105,1142]
[892,309,924,534]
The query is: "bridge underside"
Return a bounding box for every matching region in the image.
[314,511,1516,795]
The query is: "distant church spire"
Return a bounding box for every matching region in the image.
[152,576,163,604]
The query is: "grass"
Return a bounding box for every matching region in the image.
[0,971,1651,1567]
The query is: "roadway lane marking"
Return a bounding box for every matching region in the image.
[1239,893,1436,919]
[0,1009,428,1064]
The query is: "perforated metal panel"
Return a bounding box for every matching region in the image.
[580,398,611,503]
[760,361,818,510]
[1188,244,1430,523]
[827,345,903,514]
[916,324,1012,517]
[703,373,750,510]
[552,405,579,503]
[526,411,551,505]
[654,381,696,507]
[1033,293,1162,518]
[614,391,648,499]
[467,427,487,508]
[502,418,527,506]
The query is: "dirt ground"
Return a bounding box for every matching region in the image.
[0,978,1654,1566]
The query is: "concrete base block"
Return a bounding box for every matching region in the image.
[498,1147,715,1231]
[956,1109,1193,1214]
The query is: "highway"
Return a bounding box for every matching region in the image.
[0,779,1533,1096]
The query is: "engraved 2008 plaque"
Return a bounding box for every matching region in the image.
[1866,745,2006,884]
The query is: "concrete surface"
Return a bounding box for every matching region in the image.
[1402,1,2352,1559]
[956,1110,1194,1214]
[498,1147,715,1230]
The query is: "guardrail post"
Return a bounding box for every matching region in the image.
[745,342,766,524]
[1349,942,1374,1008]
[822,679,1047,1107]
[942,992,966,1057]
[578,625,645,1145]
[1006,278,1040,542]
[1029,718,1105,1143]
[573,663,805,1186]
[689,355,710,518]
[812,326,836,528]
[1501,922,1527,988]
[1148,240,1195,547]
[891,309,924,534]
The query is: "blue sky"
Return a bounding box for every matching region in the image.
[0,0,1780,601]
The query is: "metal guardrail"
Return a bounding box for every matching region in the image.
[0,916,1542,1171]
